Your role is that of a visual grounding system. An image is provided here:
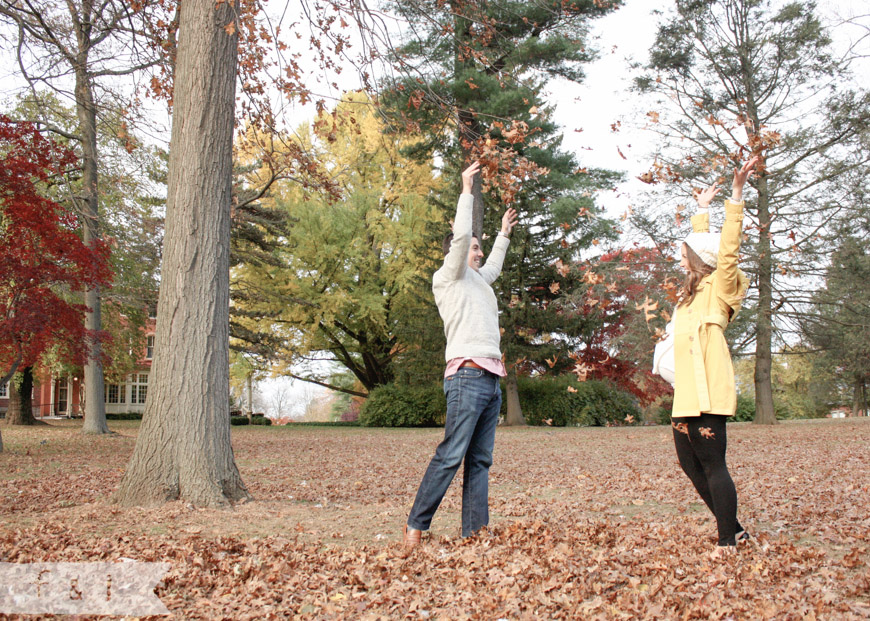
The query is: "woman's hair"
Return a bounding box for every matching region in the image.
[678,243,715,307]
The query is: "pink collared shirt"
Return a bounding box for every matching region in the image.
[444,357,507,378]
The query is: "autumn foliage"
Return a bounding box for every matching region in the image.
[0,116,112,383]
[566,247,676,406]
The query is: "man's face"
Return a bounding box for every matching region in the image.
[467,237,484,271]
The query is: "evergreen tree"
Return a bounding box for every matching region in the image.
[803,233,870,416]
[381,0,622,423]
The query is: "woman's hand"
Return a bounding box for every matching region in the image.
[693,184,720,210]
[461,161,480,195]
[732,155,760,202]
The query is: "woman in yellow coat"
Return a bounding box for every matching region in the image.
[671,156,757,557]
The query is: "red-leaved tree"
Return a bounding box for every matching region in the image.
[0,116,112,432]
[566,247,677,408]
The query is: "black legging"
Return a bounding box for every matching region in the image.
[672,413,742,546]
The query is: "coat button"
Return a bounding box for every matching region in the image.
[689,349,694,354]
[689,336,694,341]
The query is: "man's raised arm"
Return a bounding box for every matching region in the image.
[440,162,480,281]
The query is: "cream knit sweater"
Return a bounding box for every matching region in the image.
[433,194,509,362]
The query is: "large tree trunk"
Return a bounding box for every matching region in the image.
[733,20,777,426]
[4,367,38,425]
[113,0,248,508]
[75,62,109,435]
[752,173,777,424]
[502,366,525,426]
[453,0,485,239]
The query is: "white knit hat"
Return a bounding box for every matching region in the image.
[683,232,720,268]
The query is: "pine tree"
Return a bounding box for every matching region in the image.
[381,0,621,423]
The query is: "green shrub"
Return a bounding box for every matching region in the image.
[359,382,446,427]
[250,416,272,426]
[731,394,791,422]
[279,421,360,427]
[230,416,250,426]
[509,375,642,427]
[731,394,756,422]
[106,412,143,420]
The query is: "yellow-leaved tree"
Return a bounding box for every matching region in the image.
[231,92,446,396]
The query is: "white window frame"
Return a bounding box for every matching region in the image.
[105,383,126,404]
[131,373,149,405]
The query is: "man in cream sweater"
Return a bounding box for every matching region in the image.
[403,161,518,548]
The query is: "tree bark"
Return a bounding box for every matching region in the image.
[113,0,248,507]
[453,1,485,239]
[752,173,777,424]
[853,375,867,417]
[4,367,38,425]
[246,374,253,420]
[503,366,526,426]
[75,59,109,435]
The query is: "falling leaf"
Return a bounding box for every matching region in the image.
[224,21,236,35]
[549,282,561,294]
[636,296,658,323]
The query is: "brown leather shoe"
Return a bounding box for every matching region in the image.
[403,524,422,548]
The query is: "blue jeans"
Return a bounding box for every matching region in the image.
[407,367,502,537]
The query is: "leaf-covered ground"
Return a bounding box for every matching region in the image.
[0,418,868,619]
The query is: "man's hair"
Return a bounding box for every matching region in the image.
[442,233,454,256]
[442,233,480,257]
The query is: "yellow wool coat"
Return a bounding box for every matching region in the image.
[672,200,749,418]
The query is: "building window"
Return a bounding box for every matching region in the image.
[146,335,155,360]
[105,383,126,404]
[0,382,6,398]
[131,373,148,404]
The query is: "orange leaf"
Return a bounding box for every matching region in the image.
[699,427,715,439]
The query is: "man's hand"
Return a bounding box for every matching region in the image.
[692,184,720,210]
[732,155,759,202]
[461,161,480,195]
[501,207,518,236]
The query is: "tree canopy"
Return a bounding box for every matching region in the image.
[231,92,446,395]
